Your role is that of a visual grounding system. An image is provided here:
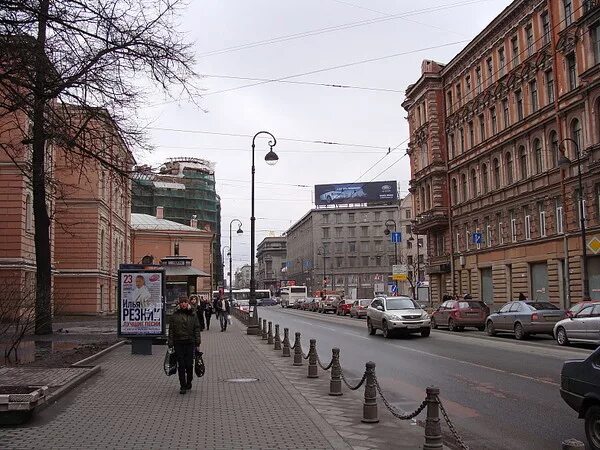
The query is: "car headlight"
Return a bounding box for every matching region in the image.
[388,314,402,321]
[421,312,429,319]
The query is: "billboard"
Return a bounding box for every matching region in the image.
[118,268,166,337]
[314,181,397,206]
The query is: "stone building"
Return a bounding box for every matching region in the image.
[403,0,600,306]
[285,197,427,299]
[235,264,251,288]
[256,236,287,292]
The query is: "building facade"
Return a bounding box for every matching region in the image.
[235,264,251,288]
[132,158,222,287]
[404,0,600,306]
[256,236,287,292]
[285,200,427,299]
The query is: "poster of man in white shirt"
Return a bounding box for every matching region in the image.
[133,275,153,308]
[119,270,164,336]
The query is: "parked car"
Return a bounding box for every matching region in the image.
[259,297,278,306]
[567,301,598,318]
[318,295,341,314]
[366,296,431,338]
[486,301,565,340]
[560,345,600,449]
[431,300,487,331]
[554,302,600,346]
[336,299,352,316]
[294,298,307,309]
[349,299,370,318]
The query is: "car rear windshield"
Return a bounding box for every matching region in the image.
[458,301,482,309]
[526,302,559,310]
[386,298,418,310]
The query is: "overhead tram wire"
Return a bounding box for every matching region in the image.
[153,144,389,155]
[196,0,492,59]
[353,137,409,182]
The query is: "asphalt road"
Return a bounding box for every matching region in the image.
[257,306,595,450]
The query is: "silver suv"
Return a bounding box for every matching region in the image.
[367,296,431,338]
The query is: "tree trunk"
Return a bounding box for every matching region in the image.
[33,0,53,335]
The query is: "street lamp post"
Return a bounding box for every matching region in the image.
[384,219,398,293]
[558,138,590,300]
[222,245,230,290]
[408,230,420,300]
[249,131,279,335]
[317,246,327,294]
[229,219,243,303]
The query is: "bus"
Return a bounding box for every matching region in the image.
[212,289,272,310]
[280,285,308,308]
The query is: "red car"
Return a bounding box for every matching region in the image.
[431,299,488,331]
[336,300,352,316]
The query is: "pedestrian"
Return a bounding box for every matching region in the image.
[214,295,231,332]
[518,292,527,301]
[168,296,201,395]
[463,293,473,300]
[203,296,213,331]
[190,295,205,331]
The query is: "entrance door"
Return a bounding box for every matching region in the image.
[589,256,600,301]
[480,268,493,304]
[531,263,548,302]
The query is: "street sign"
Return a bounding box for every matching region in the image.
[392,274,407,281]
[390,284,398,294]
[392,264,408,282]
[473,232,482,244]
[391,231,402,243]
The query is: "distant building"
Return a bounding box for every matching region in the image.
[256,236,287,292]
[131,158,221,287]
[235,264,251,288]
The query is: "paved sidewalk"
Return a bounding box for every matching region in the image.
[1,319,430,449]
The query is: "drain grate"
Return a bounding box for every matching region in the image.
[224,378,259,383]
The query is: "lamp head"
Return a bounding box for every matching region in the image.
[265,149,279,166]
[384,228,391,236]
[236,226,243,234]
[558,154,572,168]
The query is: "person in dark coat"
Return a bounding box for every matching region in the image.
[202,296,213,331]
[213,295,231,332]
[168,297,201,394]
[190,295,205,331]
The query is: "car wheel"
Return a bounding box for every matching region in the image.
[585,405,600,450]
[457,326,465,332]
[421,328,431,337]
[477,325,485,332]
[382,321,391,339]
[556,327,570,346]
[431,317,438,329]
[514,322,527,340]
[367,318,376,335]
[486,320,496,336]
[448,318,456,332]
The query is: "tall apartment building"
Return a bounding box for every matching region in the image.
[403,0,600,306]
[256,236,287,292]
[285,197,426,299]
[132,158,221,286]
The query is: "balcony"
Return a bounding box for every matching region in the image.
[425,254,451,274]
[414,207,449,233]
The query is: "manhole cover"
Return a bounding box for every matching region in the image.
[224,378,259,383]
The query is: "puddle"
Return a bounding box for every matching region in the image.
[0,340,80,365]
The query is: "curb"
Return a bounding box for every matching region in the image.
[37,365,101,413]
[70,340,126,367]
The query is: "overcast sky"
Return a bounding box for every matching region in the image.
[140,0,513,270]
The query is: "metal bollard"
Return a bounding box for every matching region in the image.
[267,321,274,344]
[293,332,303,366]
[423,386,443,450]
[361,361,379,423]
[282,328,291,357]
[329,348,342,396]
[262,319,268,340]
[307,339,318,378]
[561,439,585,450]
[274,324,282,350]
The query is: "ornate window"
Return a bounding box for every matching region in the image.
[505,152,514,184]
[519,145,528,179]
[534,139,543,174]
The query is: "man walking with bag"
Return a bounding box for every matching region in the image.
[213,295,230,332]
[168,297,201,394]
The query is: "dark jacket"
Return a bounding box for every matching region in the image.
[168,307,201,347]
[213,298,230,314]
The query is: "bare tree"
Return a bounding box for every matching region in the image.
[0,0,197,334]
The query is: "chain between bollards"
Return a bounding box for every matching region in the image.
[282,328,291,357]
[261,319,268,340]
[293,332,303,366]
[307,339,318,378]
[329,348,342,396]
[274,324,281,350]
[267,321,274,344]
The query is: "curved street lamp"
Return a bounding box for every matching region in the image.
[558,137,589,300]
[249,131,279,334]
[229,219,243,302]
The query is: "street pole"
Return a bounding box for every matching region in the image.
[385,220,398,293]
[249,131,279,334]
[559,138,590,300]
[229,219,243,303]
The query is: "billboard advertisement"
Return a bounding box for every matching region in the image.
[314,181,397,206]
[118,268,166,337]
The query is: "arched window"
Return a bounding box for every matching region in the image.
[461,173,468,202]
[471,168,478,197]
[481,164,489,194]
[519,145,528,179]
[549,131,559,167]
[533,139,543,174]
[570,118,582,157]
[493,158,501,189]
[451,178,458,204]
[505,152,514,184]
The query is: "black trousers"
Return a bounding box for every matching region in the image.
[174,342,194,388]
[204,312,212,330]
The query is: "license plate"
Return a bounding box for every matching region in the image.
[407,324,421,329]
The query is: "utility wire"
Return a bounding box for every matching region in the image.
[154,144,387,154]
[353,137,409,182]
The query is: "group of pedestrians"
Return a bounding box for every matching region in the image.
[167,293,231,395]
